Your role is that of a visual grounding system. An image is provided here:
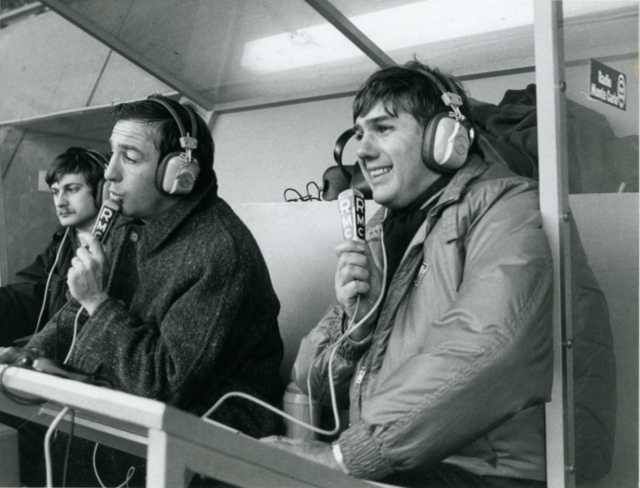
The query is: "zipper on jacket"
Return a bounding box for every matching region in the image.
[414,261,429,286]
[354,366,367,386]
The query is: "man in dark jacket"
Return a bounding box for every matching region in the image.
[0,95,284,486]
[265,62,553,487]
[0,147,106,345]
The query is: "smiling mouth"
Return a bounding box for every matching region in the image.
[109,192,124,202]
[369,167,392,178]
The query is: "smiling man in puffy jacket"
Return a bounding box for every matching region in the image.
[265,61,553,488]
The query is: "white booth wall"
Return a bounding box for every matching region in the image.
[213,58,637,206]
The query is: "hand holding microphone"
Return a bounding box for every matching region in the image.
[335,190,382,338]
[67,199,121,315]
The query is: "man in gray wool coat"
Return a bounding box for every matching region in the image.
[0,94,284,486]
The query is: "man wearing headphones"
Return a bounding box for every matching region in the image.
[0,147,105,345]
[267,61,553,487]
[11,95,282,485]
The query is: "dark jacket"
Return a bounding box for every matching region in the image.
[470,88,618,480]
[0,227,74,345]
[28,184,284,437]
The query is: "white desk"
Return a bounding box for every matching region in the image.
[0,365,372,487]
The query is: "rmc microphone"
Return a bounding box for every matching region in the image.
[91,199,121,243]
[338,188,365,241]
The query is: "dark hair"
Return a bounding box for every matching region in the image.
[113,95,217,194]
[352,60,470,127]
[45,147,106,198]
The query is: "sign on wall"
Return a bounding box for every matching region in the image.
[589,59,627,111]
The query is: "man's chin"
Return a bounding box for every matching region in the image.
[57,216,76,227]
[371,188,391,207]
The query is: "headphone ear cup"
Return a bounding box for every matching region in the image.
[422,113,447,171]
[422,113,470,172]
[156,152,200,195]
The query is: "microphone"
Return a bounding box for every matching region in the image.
[338,188,365,241]
[90,199,121,243]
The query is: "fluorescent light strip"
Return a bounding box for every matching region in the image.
[241,0,636,73]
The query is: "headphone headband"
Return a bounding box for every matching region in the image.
[404,67,467,121]
[84,149,108,169]
[146,95,201,195]
[375,65,474,174]
[147,95,199,161]
[148,95,187,136]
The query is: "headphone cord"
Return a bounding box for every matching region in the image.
[34,228,70,335]
[283,180,323,202]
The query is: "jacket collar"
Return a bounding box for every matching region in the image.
[137,183,216,256]
[367,155,488,231]
[431,154,489,242]
[429,154,488,211]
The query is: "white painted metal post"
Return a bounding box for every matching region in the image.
[146,429,189,488]
[534,2,576,488]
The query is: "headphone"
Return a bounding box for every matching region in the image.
[333,66,475,175]
[410,67,475,173]
[75,148,108,207]
[147,95,200,195]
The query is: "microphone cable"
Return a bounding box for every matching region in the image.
[305,233,387,436]
[61,408,75,488]
[34,228,70,335]
[202,226,388,439]
[63,306,84,365]
[61,197,121,366]
[44,409,136,488]
[92,442,136,488]
[44,405,72,488]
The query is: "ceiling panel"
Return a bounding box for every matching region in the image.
[42,0,384,109]
[38,0,640,110]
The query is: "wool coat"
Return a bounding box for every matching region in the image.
[28,183,284,437]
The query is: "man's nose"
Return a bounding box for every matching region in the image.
[54,194,67,207]
[356,133,376,162]
[104,155,121,181]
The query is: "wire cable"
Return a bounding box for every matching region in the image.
[306,181,322,200]
[34,228,70,335]
[44,406,71,488]
[306,233,387,436]
[92,442,136,488]
[202,225,388,439]
[283,180,323,202]
[63,306,84,365]
[61,408,75,487]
